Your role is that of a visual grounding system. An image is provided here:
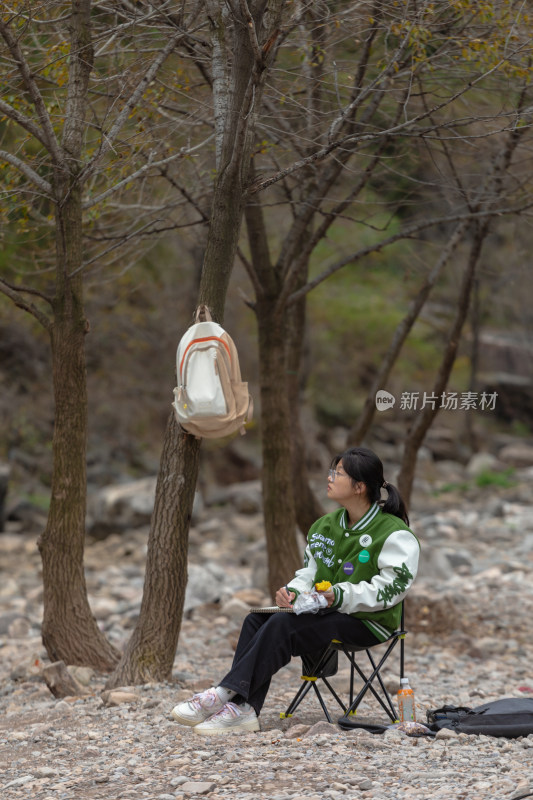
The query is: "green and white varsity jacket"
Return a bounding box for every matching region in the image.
[286,503,420,642]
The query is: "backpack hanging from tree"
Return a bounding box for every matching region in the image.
[172,305,253,439]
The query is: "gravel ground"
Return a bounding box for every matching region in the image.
[2,469,533,800]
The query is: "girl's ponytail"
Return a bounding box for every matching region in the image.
[338,447,411,526]
[382,481,409,526]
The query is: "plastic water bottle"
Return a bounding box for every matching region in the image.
[397,677,416,722]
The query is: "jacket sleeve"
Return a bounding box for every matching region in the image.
[285,544,317,597]
[334,530,419,614]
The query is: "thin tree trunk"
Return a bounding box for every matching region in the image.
[246,8,401,555]
[107,0,286,686]
[277,97,404,521]
[106,414,200,684]
[397,221,489,507]
[245,186,302,596]
[256,296,302,595]
[348,218,468,445]
[35,0,119,671]
[107,166,253,688]
[38,190,120,671]
[464,276,481,452]
[286,282,325,536]
[397,97,529,507]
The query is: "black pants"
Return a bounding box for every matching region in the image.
[219,610,380,715]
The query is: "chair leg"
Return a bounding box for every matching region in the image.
[349,655,355,707]
[342,639,400,722]
[317,676,348,715]
[282,628,407,724]
[281,647,337,719]
[282,646,350,721]
[363,648,399,721]
[310,681,334,723]
[282,676,315,718]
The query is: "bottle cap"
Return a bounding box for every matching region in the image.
[400,678,409,686]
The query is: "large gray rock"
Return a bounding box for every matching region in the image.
[87,477,204,538]
[482,372,533,426]
[5,498,48,534]
[416,546,456,581]
[423,427,471,464]
[498,443,533,468]
[465,452,502,477]
[218,597,251,622]
[184,562,229,611]
[205,480,262,514]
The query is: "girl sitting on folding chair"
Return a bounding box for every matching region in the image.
[171,445,420,735]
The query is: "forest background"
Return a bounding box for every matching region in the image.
[0,0,532,690]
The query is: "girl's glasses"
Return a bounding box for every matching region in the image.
[328,468,343,482]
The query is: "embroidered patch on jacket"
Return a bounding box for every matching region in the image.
[376,562,414,608]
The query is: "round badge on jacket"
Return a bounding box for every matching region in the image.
[358,549,370,563]
[359,534,372,547]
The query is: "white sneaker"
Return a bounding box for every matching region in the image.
[194,702,260,736]
[171,688,224,726]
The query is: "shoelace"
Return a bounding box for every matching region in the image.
[190,689,218,711]
[210,701,242,720]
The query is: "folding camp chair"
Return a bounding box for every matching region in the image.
[280,605,407,724]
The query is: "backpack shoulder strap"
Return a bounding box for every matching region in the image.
[195,304,212,323]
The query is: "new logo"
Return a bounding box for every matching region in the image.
[375,390,396,411]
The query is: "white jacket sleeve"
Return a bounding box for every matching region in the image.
[336,530,419,614]
[286,545,317,596]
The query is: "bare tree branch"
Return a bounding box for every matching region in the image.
[239,0,264,67]
[398,217,489,507]
[248,53,521,196]
[0,97,53,151]
[83,135,214,209]
[349,217,469,445]
[157,169,211,223]
[327,7,406,143]
[0,149,53,194]
[0,279,52,329]
[288,203,533,304]
[0,17,64,168]
[71,218,164,275]
[61,0,94,160]
[80,27,188,181]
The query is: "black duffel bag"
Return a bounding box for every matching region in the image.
[427,697,533,738]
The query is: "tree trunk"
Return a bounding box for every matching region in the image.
[34,3,119,670]
[397,221,489,507]
[107,170,251,688]
[348,219,468,445]
[38,192,120,671]
[397,109,528,507]
[107,0,286,686]
[464,275,481,453]
[245,184,302,596]
[256,296,302,596]
[286,284,325,537]
[106,414,200,685]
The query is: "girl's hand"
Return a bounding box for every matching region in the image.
[275,586,295,607]
[320,588,335,607]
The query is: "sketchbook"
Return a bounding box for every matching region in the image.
[248,606,295,614]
